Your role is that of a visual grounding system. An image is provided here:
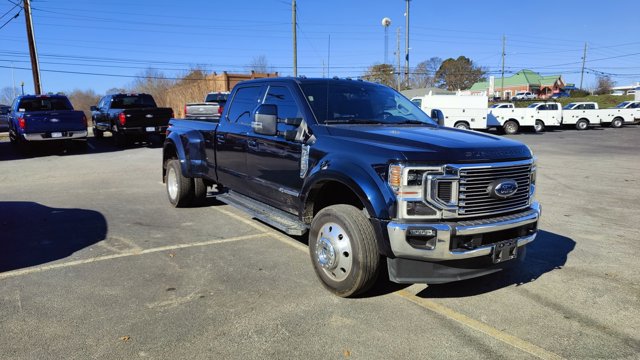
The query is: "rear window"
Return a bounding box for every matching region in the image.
[205,93,229,103]
[18,97,73,111]
[111,95,157,109]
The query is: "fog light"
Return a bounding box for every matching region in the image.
[406,201,437,216]
[407,227,437,250]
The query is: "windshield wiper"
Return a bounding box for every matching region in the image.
[324,119,384,124]
[395,120,427,125]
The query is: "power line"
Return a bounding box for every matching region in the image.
[0,7,19,30]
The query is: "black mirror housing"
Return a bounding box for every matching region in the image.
[252,104,278,135]
[90,106,98,111]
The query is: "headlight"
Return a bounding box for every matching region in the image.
[388,164,444,219]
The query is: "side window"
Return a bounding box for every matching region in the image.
[549,104,558,110]
[585,104,595,110]
[575,104,584,110]
[227,86,263,125]
[262,86,302,121]
[538,105,547,111]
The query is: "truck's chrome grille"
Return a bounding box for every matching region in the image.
[457,164,531,217]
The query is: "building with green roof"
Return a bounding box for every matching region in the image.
[470,69,565,99]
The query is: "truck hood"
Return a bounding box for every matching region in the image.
[324,125,532,163]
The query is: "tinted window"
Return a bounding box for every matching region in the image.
[547,104,558,110]
[227,86,263,125]
[563,103,575,110]
[18,97,73,111]
[205,93,229,103]
[585,104,596,110]
[110,95,157,109]
[263,86,302,120]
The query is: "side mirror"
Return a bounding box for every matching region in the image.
[252,104,277,136]
[431,109,445,126]
[90,106,98,111]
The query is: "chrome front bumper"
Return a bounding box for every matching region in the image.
[387,202,541,261]
[23,130,87,141]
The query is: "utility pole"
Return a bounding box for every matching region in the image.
[23,0,42,95]
[580,42,587,90]
[292,0,297,77]
[404,0,410,88]
[396,27,401,90]
[327,35,331,78]
[501,35,505,99]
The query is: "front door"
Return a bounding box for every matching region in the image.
[246,85,304,214]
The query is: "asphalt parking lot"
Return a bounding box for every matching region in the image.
[1,126,639,360]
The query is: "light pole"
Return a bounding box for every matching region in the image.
[21,81,24,95]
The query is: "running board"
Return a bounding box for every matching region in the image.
[217,191,308,236]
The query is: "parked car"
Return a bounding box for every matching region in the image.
[550,92,570,99]
[611,90,625,96]
[8,94,88,151]
[163,77,540,297]
[184,91,229,121]
[626,90,636,96]
[91,93,173,147]
[0,104,10,131]
[511,91,536,101]
[488,102,562,134]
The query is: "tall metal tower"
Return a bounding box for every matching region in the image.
[382,17,391,64]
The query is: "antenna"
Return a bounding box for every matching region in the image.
[381,17,391,64]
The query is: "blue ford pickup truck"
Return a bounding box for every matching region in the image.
[163,78,541,297]
[8,94,88,151]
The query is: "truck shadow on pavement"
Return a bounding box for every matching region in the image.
[415,230,575,298]
[0,201,107,273]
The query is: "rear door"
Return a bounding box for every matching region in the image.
[215,85,265,193]
[245,84,304,214]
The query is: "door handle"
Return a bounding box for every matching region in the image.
[216,134,225,144]
[248,139,258,148]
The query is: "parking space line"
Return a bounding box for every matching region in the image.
[210,205,564,360]
[0,233,268,280]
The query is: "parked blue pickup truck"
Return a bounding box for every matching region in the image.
[8,94,87,151]
[163,78,541,297]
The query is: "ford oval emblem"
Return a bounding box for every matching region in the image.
[487,179,518,199]
[50,118,60,123]
[145,114,153,118]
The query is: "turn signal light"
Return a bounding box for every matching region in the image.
[118,112,126,126]
[389,164,403,190]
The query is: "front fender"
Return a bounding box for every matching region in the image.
[301,157,396,220]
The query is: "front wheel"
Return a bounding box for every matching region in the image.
[503,120,519,135]
[309,205,380,297]
[165,159,194,207]
[454,122,470,130]
[611,117,623,128]
[93,127,104,139]
[534,120,545,133]
[575,119,589,131]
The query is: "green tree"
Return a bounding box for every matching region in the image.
[362,63,395,88]
[435,56,486,91]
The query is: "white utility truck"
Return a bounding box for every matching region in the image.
[605,101,640,127]
[561,102,604,130]
[411,92,488,130]
[487,102,562,134]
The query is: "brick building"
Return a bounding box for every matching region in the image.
[470,69,564,99]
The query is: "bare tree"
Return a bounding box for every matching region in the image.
[246,55,272,73]
[362,63,395,87]
[0,86,19,105]
[594,75,615,95]
[411,57,442,88]
[128,68,175,107]
[67,89,101,123]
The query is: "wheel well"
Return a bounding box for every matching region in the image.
[162,141,178,181]
[454,121,470,127]
[303,181,365,224]
[613,116,623,121]
[578,118,589,123]
[505,119,519,125]
[535,119,545,125]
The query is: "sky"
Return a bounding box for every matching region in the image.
[1,0,639,96]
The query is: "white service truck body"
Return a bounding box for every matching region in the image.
[412,92,488,130]
[487,102,562,134]
[561,102,604,130]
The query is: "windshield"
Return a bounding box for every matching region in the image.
[527,103,539,108]
[18,97,73,111]
[111,94,157,109]
[299,81,436,125]
[563,103,576,110]
[616,101,630,108]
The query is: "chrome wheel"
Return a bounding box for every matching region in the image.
[315,222,353,282]
[534,120,544,133]
[167,166,178,201]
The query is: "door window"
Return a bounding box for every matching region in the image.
[227,86,264,125]
[262,86,302,125]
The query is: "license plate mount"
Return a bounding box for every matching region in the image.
[492,239,518,264]
[51,132,62,138]
[145,127,155,132]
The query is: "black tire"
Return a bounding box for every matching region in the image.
[192,178,208,206]
[93,127,104,139]
[309,204,380,297]
[534,120,545,133]
[503,120,519,135]
[611,117,623,128]
[165,159,194,207]
[454,122,470,130]
[575,119,589,131]
[114,130,128,148]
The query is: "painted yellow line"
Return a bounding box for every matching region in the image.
[212,205,563,360]
[396,290,564,360]
[0,233,267,280]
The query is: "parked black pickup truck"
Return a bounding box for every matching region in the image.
[91,93,173,146]
[163,78,540,297]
